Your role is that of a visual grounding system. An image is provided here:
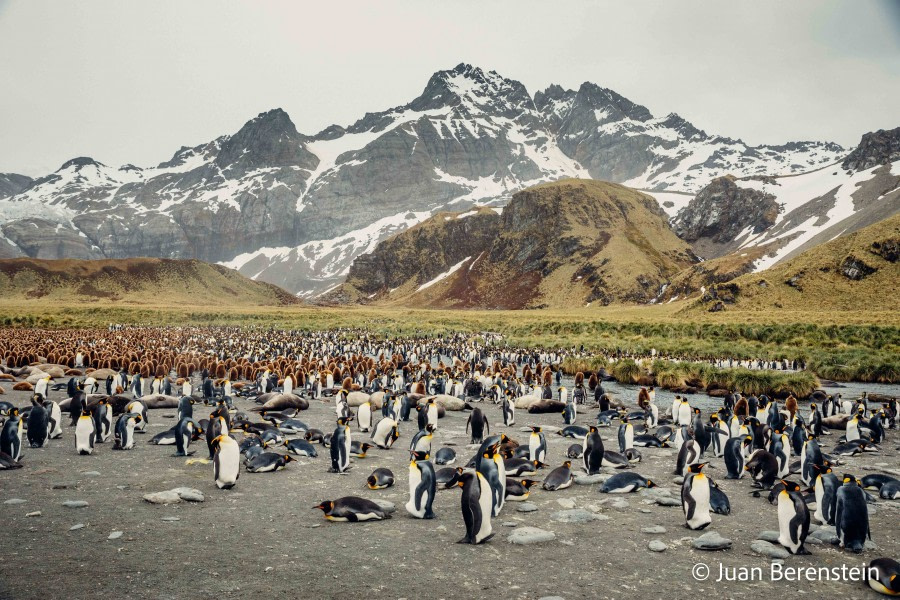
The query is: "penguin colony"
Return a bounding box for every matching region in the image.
[0,326,899,595]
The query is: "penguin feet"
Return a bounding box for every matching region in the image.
[793,546,811,555]
[424,512,435,519]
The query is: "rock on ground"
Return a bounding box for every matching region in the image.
[691,531,732,551]
[751,540,790,559]
[648,540,667,552]
[508,527,557,545]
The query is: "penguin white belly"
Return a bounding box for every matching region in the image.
[358,404,372,431]
[777,496,800,552]
[813,480,826,524]
[678,405,691,425]
[474,472,494,543]
[341,435,351,470]
[75,417,95,455]
[406,466,426,517]
[49,403,63,438]
[528,435,540,461]
[353,512,381,522]
[684,476,711,529]
[671,401,680,424]
[608,484,637,493]
[845,422,860,442]
[122,423,136,449]
[215,442,240,488]
[427,405,438,428]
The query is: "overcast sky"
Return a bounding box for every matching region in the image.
[1,0,898,177]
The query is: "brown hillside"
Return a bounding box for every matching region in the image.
[0,258,299,306]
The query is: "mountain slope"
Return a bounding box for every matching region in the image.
[672,128,900,271]
[691,212,900,313]
[328,179,697,309]
[0,63,845,295]
[0,258,299,306]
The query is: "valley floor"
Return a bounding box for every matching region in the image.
[0,380,898,600]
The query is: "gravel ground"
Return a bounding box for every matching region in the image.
[1,381,898,600]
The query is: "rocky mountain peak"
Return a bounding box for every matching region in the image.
[60,156,105,171]
[215,108,317,171]
[575,82,653,123]
[659,113,706,140]
[842,127,900,172]
[409,63,534,116]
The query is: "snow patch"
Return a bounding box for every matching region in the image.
[416,257,471,292]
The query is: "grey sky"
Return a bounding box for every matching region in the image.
[1,0,898,177]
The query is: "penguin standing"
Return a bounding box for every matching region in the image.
[212,434,240,489]
[26,396,49,448]
[174,418,199,457]
[1,409,24,460]
[457,471,494,544]
[476,442,506,517]
[405,450,436,519]
[425,399,439,430]
[330,416,352,473]
[800,435,823,486]
[835,475,871,553]
[771,430,791,478]
[409,424,435,455]
[776,480,811,554]
[692,409,711,453]
[357,399,373,433]
[125,400,148,432]
[74,401,96,455]
[93,400,113,443]
[177,396,194,423]
[618,416,634,453]
[723,436,750,479]
[501,392,515,426]
[528,426,547,463]
[812,464,838,525]
[47,399,63,439]
[675,439,701,476]
[563,402,578,425]
[845,415,861,442]
[206,414,226,459]
[466,408,489,444]
[677,397,692,426]
[582,425,605,475]
[681,463,712,530]
[34,375,51,401]
[113,413,141,450]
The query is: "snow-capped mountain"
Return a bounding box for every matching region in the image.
[670,127,900,273]
[0,63,847,294]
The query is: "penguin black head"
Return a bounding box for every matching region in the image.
[687,463,707,474]
[521,479,538,489]
[530,426,541,433]
[780,480,801,492]
[313,500,334,512]
[425,424,435,433]
[646,479,657,488]
[841,474,859,485]
[410,450,429,461]
[562,460,572,468]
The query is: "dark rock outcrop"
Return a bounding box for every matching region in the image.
[0,173,34,199]
[839,255,877,280]
[673,176,779,244]
[842,127,900,172]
